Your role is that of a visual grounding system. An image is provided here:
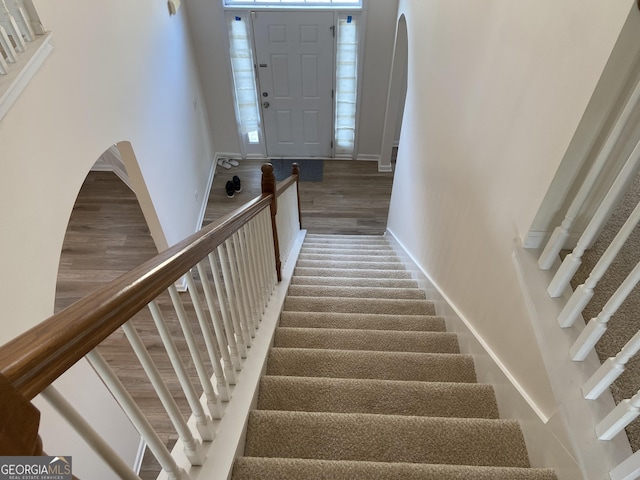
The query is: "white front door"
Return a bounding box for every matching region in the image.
[252,11,334,157]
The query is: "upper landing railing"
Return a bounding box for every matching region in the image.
[534,69,640,479]
[0,163,301,480]
[0,0,45,75]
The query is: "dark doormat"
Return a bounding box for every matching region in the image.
[271,159,324,182]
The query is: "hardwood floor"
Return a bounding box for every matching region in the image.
[204,159,394,234]
[54,160,394,478]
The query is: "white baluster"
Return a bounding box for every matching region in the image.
[260,208,277,290]
[583,330,640,400]
[185,271,238,384]
[596,390,640,440]
[570,260,640,361]
[248,216,268,310]
[610,448,640,480]
[86,350,189,480]
[539,76,640,270]
[548,138,640,297]
[41,385,142,480]
[559,200,640,327]
[237,226,260,330]
[0,54,7,74]
[121,322,206,465]
[147,299,215,441]
[4,0,33,41]
[218,241,249,356]
[232,231,258,332]
[0,24,17,63]
[0,1,24,51]
[207,253,243,373]
[168,284,228,405]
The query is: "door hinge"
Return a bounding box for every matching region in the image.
[331,140,334,149]
[332,89,334,99]
[330,25,335,37]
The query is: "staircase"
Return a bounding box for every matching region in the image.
[231,234,557,479]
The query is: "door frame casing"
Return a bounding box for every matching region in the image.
[223,6,367,160]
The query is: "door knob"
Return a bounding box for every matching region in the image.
[263,101,270,108]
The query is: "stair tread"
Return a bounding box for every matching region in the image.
[258,376,498,418]
[274,327,459,353]
[267,347,476,382]
[294,267,413,279]
[279,311,447,332]
[298,253,400,263]
[296,259,409,270]
[245,410,529,468]
[284,296,435,315]
[232,458,557,480]
[290,275,420,288]
[287,285,426,300]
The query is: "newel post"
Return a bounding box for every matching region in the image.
[261,163,282,282]
[0,373,43,456]
[291,163,302,228]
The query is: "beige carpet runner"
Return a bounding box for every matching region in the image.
[232,234,556,479]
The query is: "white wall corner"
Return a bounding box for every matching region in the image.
[0,32,54,123]
[511,238,632,478]
[385,228,589,479]
[92,146,135,192]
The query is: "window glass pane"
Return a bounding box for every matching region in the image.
[334,15,358,154]
[227,15,261,136]
[224,0,362,7]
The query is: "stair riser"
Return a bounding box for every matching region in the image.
[274,328,459,353]
[267,349,477,383]
[245,411,529,468]
[279,312,447,332]
[294,267,413,279]
[296,260,409,270]
[284,297,435,316]
[298,254,401,263]
[290,276,419,289]
[258,376,499,418]
[233,458,557,480]
[287,285,426,300]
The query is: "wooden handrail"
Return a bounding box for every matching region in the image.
[0,180,282,400]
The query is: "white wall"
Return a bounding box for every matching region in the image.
[387,0,634,417]
[0,0,215,474]
[184,0,398,159]
[0,0,214,342]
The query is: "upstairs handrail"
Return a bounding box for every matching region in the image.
[0,163,297,401]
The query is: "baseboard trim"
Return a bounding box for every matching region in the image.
[385,228,549,422]
[524,230,582,250]
[385,228,589,479]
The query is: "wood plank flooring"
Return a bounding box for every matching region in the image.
[54,160,394,479]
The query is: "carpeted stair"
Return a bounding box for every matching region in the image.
[232,234,556,479]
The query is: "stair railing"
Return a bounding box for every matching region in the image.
[0,163,301,480]
[532,90,640,476]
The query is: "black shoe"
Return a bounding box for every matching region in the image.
[232,175,242,193]
[225,180,235,198]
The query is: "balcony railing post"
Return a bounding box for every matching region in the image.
[0,372,42,456]
[261,163,282,282]
[291,162,302,228]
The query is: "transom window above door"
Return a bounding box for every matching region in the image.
[223,0,362,8]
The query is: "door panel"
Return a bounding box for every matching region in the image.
[253,11,334,157]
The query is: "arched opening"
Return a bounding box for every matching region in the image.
[380,14,408,172]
